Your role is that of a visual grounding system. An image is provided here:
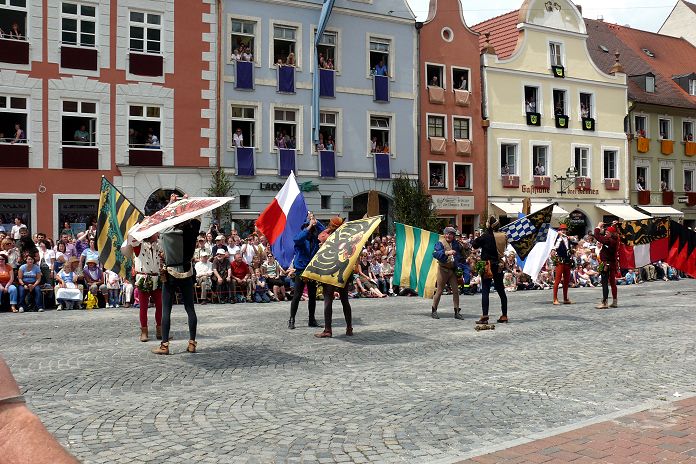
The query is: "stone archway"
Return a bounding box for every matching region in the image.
[567,209,589,238]
[349,191,394,235]
[144,188,185,216]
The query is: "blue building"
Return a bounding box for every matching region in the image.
[222,0,417,234]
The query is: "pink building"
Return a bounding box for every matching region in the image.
[0,0,217,236]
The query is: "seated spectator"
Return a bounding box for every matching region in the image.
[381,256,394,295]
[54,258,82,310]
[82,258,106,297]
[369,255,388,295]
[79,238,99,270]
[251,268,271,303]
[17,255,43,312]
[10,123,25,144]
[194,252,213,304]
[503,272,517,292]
[230,252,251,303]
[262,253,289,301]
[0,252,18,312]
[74,125,90,145]
[212,249,231,303]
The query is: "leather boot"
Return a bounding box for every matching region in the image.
[595,300,608,309]
[187,340,197,353]
[454,308,464,320]
[431,307,439,319]
[152,342,169,355]
[610,299,618,308]
[308,317,320,327]
[288,318,295,329]
[140,327,149,342]
[156,325,162,340]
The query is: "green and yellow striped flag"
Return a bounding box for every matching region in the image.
[96,177,143,277]
[393,223,439,298]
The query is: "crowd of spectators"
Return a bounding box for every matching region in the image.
[0,218,689,314]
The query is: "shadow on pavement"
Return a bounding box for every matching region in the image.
[180,344,310,370]
[338,330,429,345]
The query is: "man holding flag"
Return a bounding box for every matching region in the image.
[593,221,619,309]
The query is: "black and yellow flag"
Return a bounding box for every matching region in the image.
[302,216,382,288]
[96,177,143,277]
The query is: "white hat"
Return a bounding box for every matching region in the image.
[215,234,225,241]
[200,251,210,257]
[216,248,226,255]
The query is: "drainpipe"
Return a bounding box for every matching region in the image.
[312,0,336,144]
[215,0,223,171]
[415,21,423,185]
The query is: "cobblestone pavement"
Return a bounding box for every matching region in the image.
[3,279,695,463]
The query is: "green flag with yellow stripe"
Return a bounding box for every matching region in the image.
[393,223,439,298]
[96,177,143,277]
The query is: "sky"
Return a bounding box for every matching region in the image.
[405,0,677,32]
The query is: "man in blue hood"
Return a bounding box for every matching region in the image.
[288,212,325,329]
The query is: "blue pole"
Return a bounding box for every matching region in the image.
[313,0,336,143]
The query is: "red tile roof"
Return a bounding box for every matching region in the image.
[472,10,520,60]
[585,19,696,109]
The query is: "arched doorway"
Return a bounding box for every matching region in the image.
[349,192,394,235]
[567,209,589,238]
[144,188,185,216]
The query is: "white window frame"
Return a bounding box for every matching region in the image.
[61,99,98,147]
[426,113,446,139]
[227,100,260,152]
[317,108,342,155]
[453,162,473,191]
[451,66,470,92]
[645,75,655,93]
[0,94,29,145]
[658,117,673,140]
[552,87,569,116]
[424,62,446,89]
[498,139,520,178]
[367,111,395,158]
[60,1,97,48]
[602,147,620,180]
[578,91,594,119]
[549,41,564,67]
[683,168,694,192]
[269,20,302,70]
[366,33,394,79]
[228,15,261,66]
[452,116,471,142]
[128,10,162,55]
[635,159,651,191]
[522,83,543,116]
[690,79,696,96]
[634,114,649,138]
[660,165,674,191]
[311,27,340,73]
[0,0,28,41]
[269,103,302,154]
[683,119,695,142]
[128,104,162,149]
[529,141,551,180]
[572,144,592,178]
[427,161,448,189]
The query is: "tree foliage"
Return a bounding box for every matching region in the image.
[391,172,445,232]
[206,168,234,226]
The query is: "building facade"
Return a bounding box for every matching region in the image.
[586,19,696,228]
[0,0,216,236]
[221,0,417,235]
[418,0,486,234]
[474,0,633,237]
[659,0,696,47]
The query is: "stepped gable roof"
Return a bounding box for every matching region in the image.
[472,10,520,59]
[585,19,696,109]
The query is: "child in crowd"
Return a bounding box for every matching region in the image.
[104,269,121,308]
[252,268,271,303]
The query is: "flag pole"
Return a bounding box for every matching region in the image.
[99,175,145,217]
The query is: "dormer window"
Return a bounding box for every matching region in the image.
[646,75,655,93]
[690,79,696,96]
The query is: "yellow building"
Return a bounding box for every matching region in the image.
[474,0,645,236]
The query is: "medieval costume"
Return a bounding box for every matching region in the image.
[123,233,163,342]
[552,223,574,305]
[471,217,508,324]
[593,223,619,309]
[288,213,325,329]
[431,226,467,319]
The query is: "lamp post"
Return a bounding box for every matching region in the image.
[554,166,578,195]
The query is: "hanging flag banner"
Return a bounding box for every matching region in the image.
[302,216,382,288]
[128,197,232,242]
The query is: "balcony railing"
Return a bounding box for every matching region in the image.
[0,143,29,167]
[0,37,29,65]
[62,145,98,169]
[129,52,163,77]
[128,146,163,166]
[60,45,98,71]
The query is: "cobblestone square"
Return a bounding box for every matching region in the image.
[4,280,696,463]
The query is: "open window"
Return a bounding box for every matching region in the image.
[683,120,694,142]
[454,163,472,191]
[500,143,518,176]
[532,145,548,177]
[428,161,447,189]
[231,18,256,62]
[369,37,390,77]
[660,167,673,191]
[273,24,297,66]
[684,169,694,192]
[426,63,444,88]
[0,0,28,65]
[128,105,161,149]
[549,42,564,77]
[231,106,255,149]
[636,166,648,191]
[427,114,445,154]
[580,92,595,130]
[645,74,655,93]
[659,118,672,140]
[316,30,336,70]
[0,96,27,143]
[370,116,390,154]
[317,111,337,152]
[573,147,590,177]
[553,89,569,128]
[273,108,297,149]
[635,115,647,138]
[62,100,97,146]
[524,86,540,126]
[452,67,469,91]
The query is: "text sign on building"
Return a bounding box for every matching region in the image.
[431,195,474,210]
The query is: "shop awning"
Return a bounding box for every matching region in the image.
[595,204,650,220]
[491,202,568,218]
[636,206,684,217]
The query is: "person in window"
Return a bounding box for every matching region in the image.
[685,183,692,192]
[580,102,589,118]
[554,102,564,116]
[534,163,545,176]
[457,75,467,90]
[288,135,296,149]
[687,133,693,141]
[635,177,645,191]
[74,125,89,145]
[661,180,669,192]
[429,75,440,87]
[370,136,377,153]
[128,128,138,148]
[501,164,510,175]
[8,22,22,40]
[318,52,326,69]
[326,135,334,151]
[231,48,241,61]
[374,59,387,77]
[146,128,159,148]
[233,127,244,148]
[660,132,666,140]
[382,143,389,154]
[456,170,467,189]
[286,52,296,67]
[525,98,536,113]
[11,123,25,144]
[326,58,334,70]
[240,43,252,62]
